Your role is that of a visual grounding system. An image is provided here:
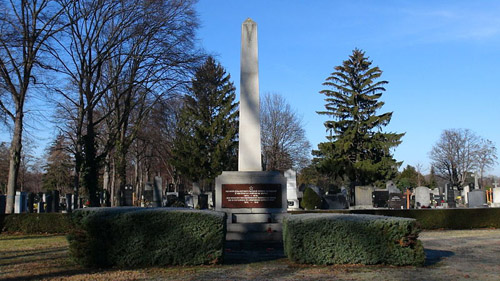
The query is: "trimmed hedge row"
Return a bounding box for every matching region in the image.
[290,208,500,230]
[283,213,425,266]
[68,207,226,267]
[0,213,72,234]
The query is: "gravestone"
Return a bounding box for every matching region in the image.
[206,191,214,209]
[415,186,431,208]
[446,184,457,208]
[192,182,201,195]
[388,193,405,209]
[285,169,300,210]
[372,190,389,208]
[153,176,162,207]
[184,194,194,208]
[468,189,487,208]
[73,192,78,210]
[14,191,27,213]
[38,193,45,213]
[386,181,400,194]
[354,186,374,207]
[215,19,287,242]
[462,185,470,204]
[66,193,72,212]
[52,190,60,212]
[27,192,35,213]
[45,192,53,213]
[0,195,5,214]
[323,194,348,209]
[492,187,500,207]
[143,183,153,205]
[198,194,209,209]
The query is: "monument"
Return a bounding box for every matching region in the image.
[215,19,286,239]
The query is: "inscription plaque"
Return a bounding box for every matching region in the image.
[222,184,282,208]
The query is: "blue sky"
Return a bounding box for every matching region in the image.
[1,0,499,176]
[196,0,500,175]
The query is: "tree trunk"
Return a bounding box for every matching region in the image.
[83,110,100,207]
[5,111,23,214]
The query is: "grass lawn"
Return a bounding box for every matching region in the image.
[1,230,500,280]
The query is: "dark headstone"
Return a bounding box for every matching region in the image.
[446,185,457,208]
[372,191,389,208]
[27,192,35,213]
[45,192,53,213]
[52,190,60,212]
[66,193,72,213]
[0,195,5,214]
[153,177,162,207]
[122,184,134,206]
[323,194,348,209]
[73,192,78,210]
[198,194,209,209]
[388,193,406,209]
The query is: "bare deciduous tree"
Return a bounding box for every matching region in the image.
[0,0,66,213]
[429,128,497,187]
[261,93,311,172]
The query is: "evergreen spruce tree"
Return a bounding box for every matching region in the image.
[313,49,403,193]
[172,57,238,189]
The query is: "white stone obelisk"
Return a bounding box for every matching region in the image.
[239,18,262,171]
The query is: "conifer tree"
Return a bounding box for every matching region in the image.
[172,57,238,189]
[313,49,403,193]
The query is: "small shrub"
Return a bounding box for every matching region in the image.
[301,188,322,210]
[1,213,72,234]
[68,207,226,267]
[283,213,425,266]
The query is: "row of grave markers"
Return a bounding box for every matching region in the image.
[355,182,500,209]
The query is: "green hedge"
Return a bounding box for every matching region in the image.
[0,213,72,234]
[283,213,425,266]
[290,208,500,230]
[68,207,226,267]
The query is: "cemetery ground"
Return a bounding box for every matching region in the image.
[1,229,499,281]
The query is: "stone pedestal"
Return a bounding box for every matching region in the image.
[216,171,286,241]
[216,171,287,223]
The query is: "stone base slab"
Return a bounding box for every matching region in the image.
[215,171,287,224]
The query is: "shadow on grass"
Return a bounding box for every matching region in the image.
[0,268,103,281]
[0,247,67,260]
[424,248,455,266]
[223,241,286,265]
[0,234,62,241]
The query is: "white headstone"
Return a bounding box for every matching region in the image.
[285,169,298,200]
[355,186,374,207]
[415,186,431,208]
[492,187,500,207]
[468,189,486,208]
[192,182,201,195]
[285,169,299,210]
[238,18,261,171]
[462,185,470,204]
